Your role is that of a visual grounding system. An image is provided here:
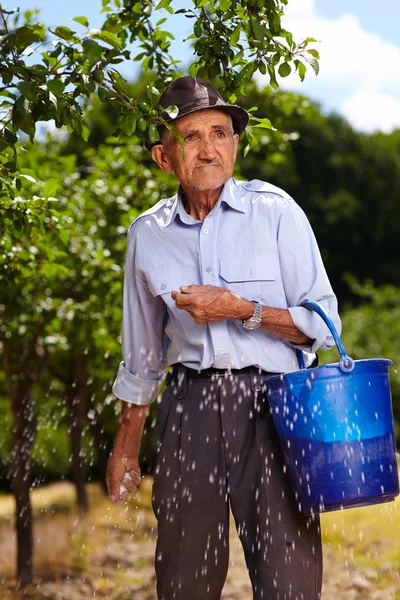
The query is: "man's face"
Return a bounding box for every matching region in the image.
[153,109,239,193]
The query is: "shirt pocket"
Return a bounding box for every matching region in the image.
[219,254,282,304]
[146,265,199,331]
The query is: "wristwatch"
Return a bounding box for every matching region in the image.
[242,301,262,330]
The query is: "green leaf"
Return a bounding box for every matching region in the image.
[155,0,172,9]
[91,30,122,49]
[305,56,319,76]
[3,129,18,145]
[43,180,59,198]
[307,48,320,60]
[189,62,201,77]
[244,130,258,157]
[147,85,160,103]
[294,59,307,81]
[19,173,36,183]
[58,228,69,247]
[278,62,291,77]
[268,12,281,34]
[12,25,43,50]
[164,105,179,119]
[258,59,266,75]
[82,39,104,61]
[267,64,279,89]
[2,71,13,85]
[80,121,91,141]
[18,81,36,102]
[119,113,137,135]
[251,17,265,42]
[250,117,276,131]
[148,124,160,144]
[230,25,241,45]
[219,0,232,10]
[54,25,76,42]
[72,16,89,28]
[47,79,65,97]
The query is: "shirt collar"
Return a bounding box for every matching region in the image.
[163,179,246,228]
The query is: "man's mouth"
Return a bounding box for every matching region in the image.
[194,164,221,168]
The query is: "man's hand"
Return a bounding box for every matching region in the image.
[106,452,142,505]
[106,402,149,505]
[171,284,253,324]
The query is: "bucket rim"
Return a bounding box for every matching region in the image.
[265,357,392,385]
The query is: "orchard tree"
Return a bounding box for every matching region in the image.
[0,0,320,587]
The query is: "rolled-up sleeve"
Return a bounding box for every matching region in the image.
[277,199,341,353]
[112,228,166,405]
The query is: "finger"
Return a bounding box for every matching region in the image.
[108,478,122,504]
[180,284,198,293]
[121,476,137,493]
[129,470,142,486]
[120,483,130,497]
[171,290,180,301]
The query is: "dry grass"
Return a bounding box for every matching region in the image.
[0,477,399,599]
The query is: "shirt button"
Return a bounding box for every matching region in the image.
[205,267,212,274]
[160,283,166,290]
[218,347,224,354]
[203,228,209,235]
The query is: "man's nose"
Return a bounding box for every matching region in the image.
[198,137,217,159]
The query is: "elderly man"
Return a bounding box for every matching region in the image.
[107,76,340,600]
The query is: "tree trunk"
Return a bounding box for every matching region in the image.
[66,357,89,513]
[90,413,111,495]
[3,340,36,587]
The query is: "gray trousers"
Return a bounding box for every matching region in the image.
[152,365,322,600]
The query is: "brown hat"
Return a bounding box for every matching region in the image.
[145,76,249,149]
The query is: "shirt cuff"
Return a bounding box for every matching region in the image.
[288,306,336,354]
[112,362,166,405]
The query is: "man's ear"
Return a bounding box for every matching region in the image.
[233,133,239,153]
[151,145,173,174]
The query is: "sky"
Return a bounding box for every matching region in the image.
[7,0,400,134]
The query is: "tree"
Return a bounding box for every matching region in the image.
[321,279,400,435]
[1,0,320,586]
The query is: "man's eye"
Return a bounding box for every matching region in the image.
[185,134,194,142]
[216,131,226,138]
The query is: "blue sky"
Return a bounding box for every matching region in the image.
[7,0,400,133]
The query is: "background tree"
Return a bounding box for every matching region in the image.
[2,0,399,591]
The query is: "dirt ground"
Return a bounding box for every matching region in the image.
[0,481,399,600]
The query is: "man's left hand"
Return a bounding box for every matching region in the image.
[171,284,253,324]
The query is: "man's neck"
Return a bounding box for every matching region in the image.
[181,186,224,222]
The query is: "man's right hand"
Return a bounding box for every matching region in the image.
[106,452,142,505]
[106,401,150,505]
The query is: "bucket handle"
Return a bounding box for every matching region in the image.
[296,300,355,373]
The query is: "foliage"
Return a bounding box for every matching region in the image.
[321,279,400,432]
[0,0,319,194]
[235,84,400,304]
[0,125,178,483]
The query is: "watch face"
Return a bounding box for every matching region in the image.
[242,301,262,329]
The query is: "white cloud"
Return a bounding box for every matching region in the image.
[260,0,400,133]
[340,92,400,133]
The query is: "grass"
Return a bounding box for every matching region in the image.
[0,475,399,598]
[321,494,400,589]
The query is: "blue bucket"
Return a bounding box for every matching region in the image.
[265,300,399,514]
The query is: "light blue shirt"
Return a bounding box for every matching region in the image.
[113,178,341,405]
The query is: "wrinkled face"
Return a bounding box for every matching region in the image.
[152,109,239,193]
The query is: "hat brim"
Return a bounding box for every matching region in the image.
[144,104,249,150]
